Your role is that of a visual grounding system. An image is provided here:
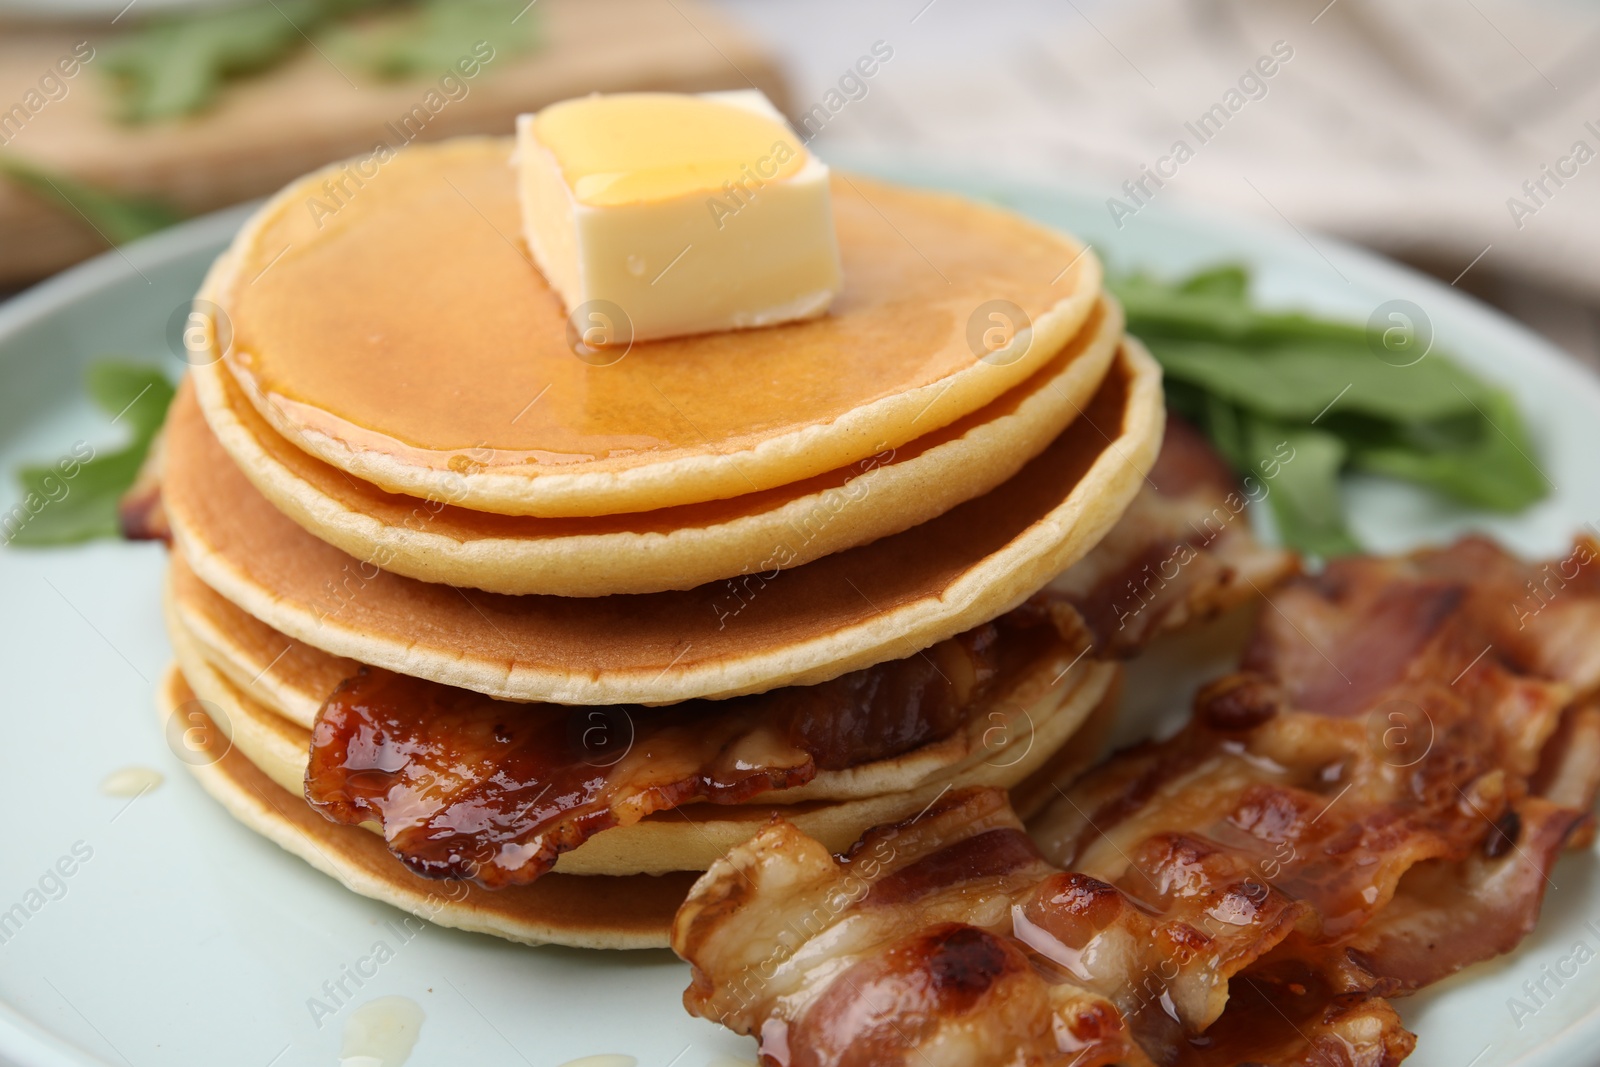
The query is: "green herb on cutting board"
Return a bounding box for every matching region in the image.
[101,0,542,124]
[325,0,542,80]
[101,0,351,123]
[6,362,175,547]
[1112,265,1549,558]
[0,157,183,244]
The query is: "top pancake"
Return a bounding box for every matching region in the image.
[162,339,1163,706]
[210,137,1102,517]
[190,296,1122,596]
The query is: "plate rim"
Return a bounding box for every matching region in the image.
[3,174,1598,1067]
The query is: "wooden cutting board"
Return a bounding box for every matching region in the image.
[0,0,786,285]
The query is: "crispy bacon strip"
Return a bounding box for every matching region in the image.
[1533,700,1600,831]
[1043,537,1596,997]
[306,614,1058,887]
[119,428,170,542]
[674,536,1600,1066]
[305,416,1294,889]
[674,787,1410,1067]
[676,789,1145,1067]
[1320,795,1584,991]
[1040,414,1298,658]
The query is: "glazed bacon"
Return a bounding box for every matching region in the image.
[118,428,171,543]
[305,414,1296,890]
[306,615,1050,887]
[673,536,1600,1066]
[673,787,1408,1067]
[1041,414,1298,658]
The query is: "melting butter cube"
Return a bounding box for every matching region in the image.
[516,90,843,344]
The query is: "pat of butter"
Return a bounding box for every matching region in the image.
[516,90,843,344]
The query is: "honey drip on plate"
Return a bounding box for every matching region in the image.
[99,766,164,797]
[339,995,423,1067]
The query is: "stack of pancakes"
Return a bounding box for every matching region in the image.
[154,137,1166,949]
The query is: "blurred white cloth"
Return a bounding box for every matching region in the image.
[720,0,1600,301]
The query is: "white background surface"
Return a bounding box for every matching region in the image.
[710,0,1600,368]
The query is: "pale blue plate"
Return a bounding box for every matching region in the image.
[2,170,1597,1067]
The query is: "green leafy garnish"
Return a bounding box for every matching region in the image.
[0,157,182,244]
[101,0,540,123]
[1253,421,1360,559]
[326,0,541,80]
[6,362,175,547]
[1150,339,1484,423]
[101,0,373,123]
[1115,266,1548,558]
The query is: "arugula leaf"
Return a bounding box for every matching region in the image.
[328,0,541,80]
[101,0,541,123]
[101,1,343,123]
[1250,420,1361,559]
[1114,265,1549,557]
[1183,393,1361,559]
[1348,388,1549,512]
[87,361,173,441]
[1115,271,1369,347]
[1148,338,1485,423]
[7,362,175,547]
[1198,390,1249,469]
[0,157,182,244]
[1177,264,1249,300]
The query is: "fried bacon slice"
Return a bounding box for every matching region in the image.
[1041,414,1298,657]
[306,612,1064,887]
[674,536,1600,1066]
[673,787,1409,1067]
[305,416,1294,889]
[675,789,1140,1067]
[119,428,170,542]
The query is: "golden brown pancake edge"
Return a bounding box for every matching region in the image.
[210,138,1105,516]
[161,340,1163,705]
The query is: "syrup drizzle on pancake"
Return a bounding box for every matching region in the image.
[216,140,1102,516]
